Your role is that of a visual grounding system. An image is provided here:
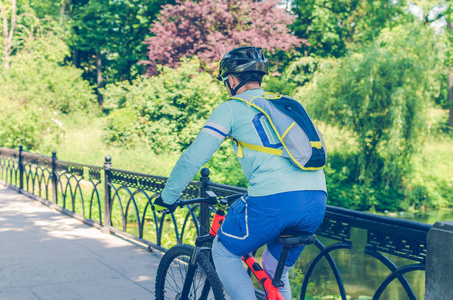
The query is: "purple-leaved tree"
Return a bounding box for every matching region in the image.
[140,0,306,75]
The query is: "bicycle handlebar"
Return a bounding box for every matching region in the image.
[174,192,244,208]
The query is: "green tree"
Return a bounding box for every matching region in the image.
[0,98,63,150]
[0,0,53,69]
[0,0,18,69]
[290,0,409,58]
[27,0,62,20]
[295,24,443,209]
[68,0,174,104]
[407,0,452,128]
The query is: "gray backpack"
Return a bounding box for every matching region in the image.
[229,92,327,170]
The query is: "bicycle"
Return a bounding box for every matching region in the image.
[154,191,316,300]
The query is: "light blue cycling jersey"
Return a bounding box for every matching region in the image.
[161,88,327,204]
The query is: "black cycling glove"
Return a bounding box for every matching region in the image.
[154,196,177,214]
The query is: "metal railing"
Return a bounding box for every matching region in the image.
[0,146,431,299]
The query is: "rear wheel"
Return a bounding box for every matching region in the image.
[155,244,225,300]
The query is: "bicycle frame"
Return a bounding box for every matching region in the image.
[243,254,285,300]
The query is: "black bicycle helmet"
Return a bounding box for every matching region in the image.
[217,46,269,81]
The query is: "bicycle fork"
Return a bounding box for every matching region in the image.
[180,206,226,299]
[180,234,215,299]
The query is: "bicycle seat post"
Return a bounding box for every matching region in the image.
[271,246,290,288]
[272,232,316,288]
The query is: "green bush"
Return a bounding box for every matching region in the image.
[322,150,404,211]
[102,107,140,148]
[102,58,228,153]
[0,34,97,114]
[406,177,453,209]
[0,99,63,150]
[404,131,453,209]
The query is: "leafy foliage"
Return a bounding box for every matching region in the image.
[290,0,409,58]
[0,0,94,151]
[68,0,174,86]
[263,56,320,96]
[0,99,63,150]
[0,33,97,114]
[102,58,225,150]
[141,0,305,75]
[1,0,65,69]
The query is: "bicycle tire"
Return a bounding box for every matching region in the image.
[155,244,226,300]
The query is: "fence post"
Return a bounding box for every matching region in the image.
[199,167,210,236]
[425,221,453,299]
[51,151,58,204]
[103,156,112,229]
[18,145,24,190]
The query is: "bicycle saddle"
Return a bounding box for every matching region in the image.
[279,230,316,246]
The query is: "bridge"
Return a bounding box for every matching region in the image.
[0,185,159,299]
[1,146,452,299]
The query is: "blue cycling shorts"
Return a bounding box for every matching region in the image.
[217,190,326,266]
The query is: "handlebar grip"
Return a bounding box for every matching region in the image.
[206,190,217,199]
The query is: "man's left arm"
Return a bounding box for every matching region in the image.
[160,103,233,204]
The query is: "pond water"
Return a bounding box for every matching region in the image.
[291,208,453,300]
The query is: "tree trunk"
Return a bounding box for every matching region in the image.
[96,50,103,105]
[449,68,453,129]
[448,20,453,129]
[59,0,71,23]
[1,3,9,70]
[3,37,10,70]
[1,0,17,70]
[72,48,78,68]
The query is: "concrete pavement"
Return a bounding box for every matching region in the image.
[0,185,163,300]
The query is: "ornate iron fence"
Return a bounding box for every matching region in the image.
[0,146,431,299]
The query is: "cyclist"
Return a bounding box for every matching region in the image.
[154,46,327,300]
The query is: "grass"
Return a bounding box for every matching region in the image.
[420,134,453,182]
[37,112,179,176]
[411,128,453,185]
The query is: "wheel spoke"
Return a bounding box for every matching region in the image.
[155,245,224,300]
[166,260,183,293]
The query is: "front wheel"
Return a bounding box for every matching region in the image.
[155,244,225,300]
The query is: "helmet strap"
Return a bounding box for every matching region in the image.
[229,78,249,96]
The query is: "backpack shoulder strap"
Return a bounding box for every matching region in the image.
[229,136,283,158]
[229,92,281,104]
[228,92,286,158]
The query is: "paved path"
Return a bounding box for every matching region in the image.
[0,185,163,300]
